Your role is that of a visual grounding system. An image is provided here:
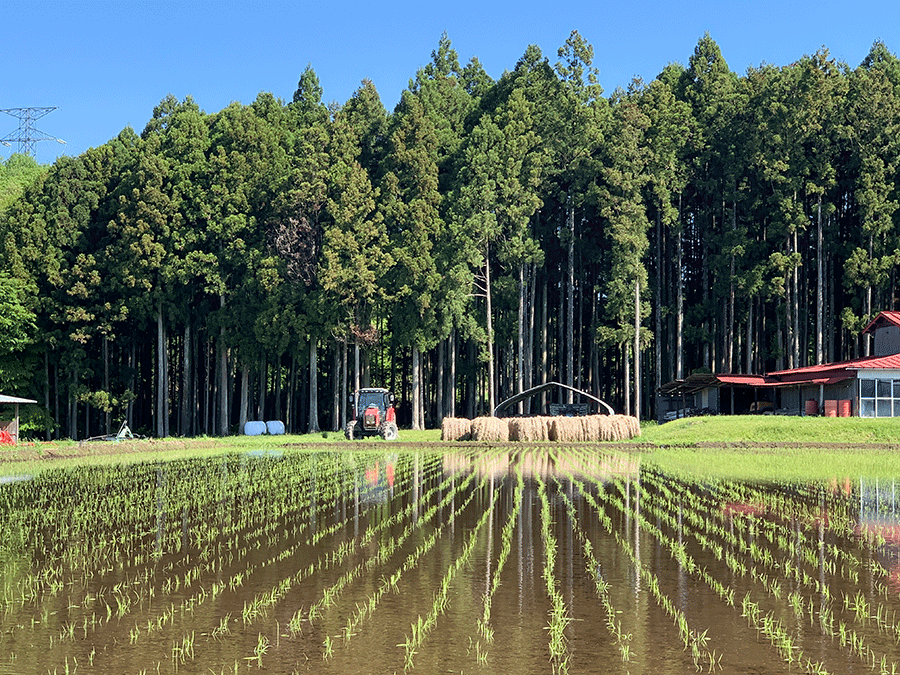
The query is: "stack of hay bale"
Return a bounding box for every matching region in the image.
[440,414,640,442]
[508,417,553,441]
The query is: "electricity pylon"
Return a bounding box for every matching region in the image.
[0,107,66,157]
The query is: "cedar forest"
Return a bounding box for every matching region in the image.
[0,32,898,439]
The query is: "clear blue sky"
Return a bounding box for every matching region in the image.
[3,0,897,165]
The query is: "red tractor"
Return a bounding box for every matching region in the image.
[345,387,399,440]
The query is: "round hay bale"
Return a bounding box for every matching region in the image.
[441,417,472,441]
[243,421,267,436]
[266,420,285,435]
[471,416,509,442]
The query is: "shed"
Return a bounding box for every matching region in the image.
[0,395,37,444]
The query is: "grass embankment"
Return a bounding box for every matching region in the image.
[637,416,900,481]
[6,416,900,482]
[0,428,444,475]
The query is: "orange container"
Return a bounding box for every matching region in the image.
[805,399,819,416]
[823,400,838,417]
[839,399,852,417]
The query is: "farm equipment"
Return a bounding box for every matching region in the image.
[345,388,399,441]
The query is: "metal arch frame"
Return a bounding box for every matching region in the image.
[492,381,615,417]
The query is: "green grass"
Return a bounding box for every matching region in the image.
[634,415,900,481]
[640,445,900,482]
[7,417,900,483]
[637,415,900,445]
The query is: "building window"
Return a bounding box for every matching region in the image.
[859,378,900,417]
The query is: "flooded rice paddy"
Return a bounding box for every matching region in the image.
[1,446,899,674]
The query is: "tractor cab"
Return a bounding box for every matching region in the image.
[345,387,399,440]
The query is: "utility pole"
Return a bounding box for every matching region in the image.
[0,107,66,157]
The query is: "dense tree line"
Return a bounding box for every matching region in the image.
[2,32,899,438]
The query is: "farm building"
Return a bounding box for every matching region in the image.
[0,394,37,444]
[658,311,900,420]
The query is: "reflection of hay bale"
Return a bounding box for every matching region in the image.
[508,417,552,441]
[441,417,472,441]
[471,416,509,441]
[549,415,641,442]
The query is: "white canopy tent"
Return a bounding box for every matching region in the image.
[0,395,37,444]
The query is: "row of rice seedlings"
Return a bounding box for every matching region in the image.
[713,477,864,575]
[100,452,439,675]
[113,453,435,675]
[723,482,860,566]
[562,457,722,669]
[322,466,485,652]
[640,472,828,593]
[642,470,862,607]
[641,470,900,674]
[535,473,572,674]
[549,473,634,665]
[601,467,900,675]
[299,464,468,629]
[72,456,353,644]
[163,453,435,632]
[0,455,325,614]
[477,465,525,650]
[31,452,419,671]
[662,474,900,653]
[592,473,831,673]
[400,473,501,671]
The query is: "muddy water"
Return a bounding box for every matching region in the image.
[0,448,897,674]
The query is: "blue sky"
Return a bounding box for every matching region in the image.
[4,0,897,165]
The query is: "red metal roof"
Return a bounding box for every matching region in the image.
[863,311,900,334]
[768,352,900,378]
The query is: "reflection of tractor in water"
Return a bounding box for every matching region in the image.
[345,388,399,441]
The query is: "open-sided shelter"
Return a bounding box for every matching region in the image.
[658,311,900,420]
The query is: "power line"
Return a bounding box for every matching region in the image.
[0,107,66,157]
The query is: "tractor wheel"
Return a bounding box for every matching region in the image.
[344,421,359,440]
[380,422,399,441]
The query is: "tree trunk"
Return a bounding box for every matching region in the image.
[239,365,250,430]
[541,271,549,411]
[44,349,51,441]
[257,355,266,420]
[816,194,824,364]
[623,344,631,417]
[676,198,684,380]
[466,339,476,419]
[566,202,575,403]
[449,328,456,418]
[218,299,228,436]
[517,262,525,415]
[412,346,421,430]
[332,343,340,432]
[792,228,800,367]
[180,323,192,436]
[436,338,445,425]
[485,243,496,415]
[341,340,348,424]
[156,307,169,438]
[654,211,662,418]
[727,253,735,372]
[525,262,536,413]
[308,340,319,433]
[634,279,641,420]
